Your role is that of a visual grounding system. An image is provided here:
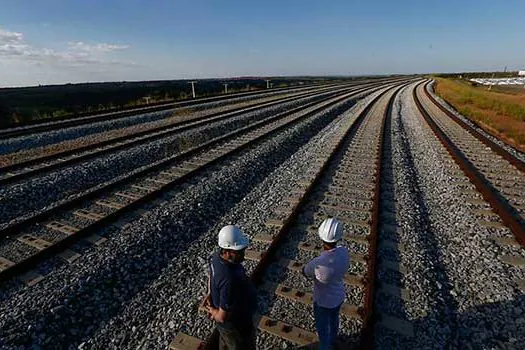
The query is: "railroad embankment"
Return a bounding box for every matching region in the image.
[434,78,525,152]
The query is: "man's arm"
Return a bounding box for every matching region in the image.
[303,256,335,284]
[204,260,213,307]
[303,256,319,278]
[207,277,235,323]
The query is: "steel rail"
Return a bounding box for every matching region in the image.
[360,83,406,349]
[413,81,525,247]
[0,84,359,186]
[0,82,342,138]
[1,80,402,139]
[424,81,525,173]
[200,82,409,350]
[0,86,364,239]
[0,84,383,284]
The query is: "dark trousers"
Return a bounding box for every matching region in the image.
[314,302,342,350]
[217,323,256,350]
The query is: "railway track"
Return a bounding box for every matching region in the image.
[170,79,525,349]
[424,82,525,167]
[0,83,361,186]
[1,83,399,230]
[410,80,525,311]
[170,82,413,349]
[0,82,344,140]
[2,78,523,349]
[0,82,391,287]
[0,83,387,229]
[414,81,525,245]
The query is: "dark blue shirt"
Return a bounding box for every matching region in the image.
[209,251,257,328]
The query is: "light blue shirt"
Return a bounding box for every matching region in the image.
[304,246,350,308]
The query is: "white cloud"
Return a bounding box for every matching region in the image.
[0,28,24,44]
[0,28,31,58]
[0,27,132,66]
[68,41,130,53]
[0,43,30,56]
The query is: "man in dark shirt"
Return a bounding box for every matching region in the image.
[205,225,257,350]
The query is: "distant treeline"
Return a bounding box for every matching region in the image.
[433,71,520,79]
[0,77,341,128]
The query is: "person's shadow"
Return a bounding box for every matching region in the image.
[291,294,525,349]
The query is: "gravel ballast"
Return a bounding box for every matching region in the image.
[0,93,294,167]
[0,88,321,155]
[0,90,375,349]
[374,82,525,349]
[427,81,525,162]
[0,90,347,228]
[2,80,521,349]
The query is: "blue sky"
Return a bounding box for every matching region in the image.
[1,0,524,87]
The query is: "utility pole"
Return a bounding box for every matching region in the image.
[189,81,196,98]
[144,96,151,105]
[223,83,228,94]
[265,79,271,89]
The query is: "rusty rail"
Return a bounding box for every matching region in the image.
[414,82,525,247]
[424,81,525,173]
[202,82,410,350]
[360,83,404,349]
[0,82,343,138]
[0,85,356,186]
[0,84,379,285]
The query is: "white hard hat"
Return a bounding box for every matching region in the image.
[318,218,343,243]
[218,225,249,250]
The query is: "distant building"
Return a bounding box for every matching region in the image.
[519,71,525,76]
